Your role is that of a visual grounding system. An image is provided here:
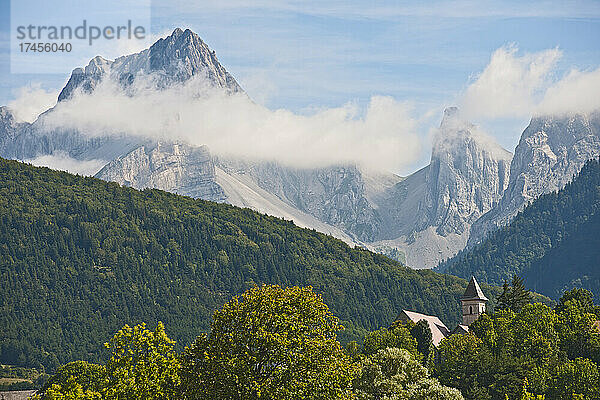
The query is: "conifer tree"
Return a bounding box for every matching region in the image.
[511,276,532,312]
[494,276,531,313]
[496,281,511,311]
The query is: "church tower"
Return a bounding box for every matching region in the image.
[461,276,488,326]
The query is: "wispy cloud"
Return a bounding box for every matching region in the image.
[538,67,600,115]
[25,152,108,176]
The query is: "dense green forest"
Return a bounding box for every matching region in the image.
[0,158,497,372]
[440,157,600,299]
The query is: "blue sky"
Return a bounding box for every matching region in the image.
[1,0,600,173]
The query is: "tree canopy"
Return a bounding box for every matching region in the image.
[435,288,600,400]
[179,284,357,400]
[34,285,461,399]
[496,276,532,313]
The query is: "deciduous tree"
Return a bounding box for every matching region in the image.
[180,284,358,400]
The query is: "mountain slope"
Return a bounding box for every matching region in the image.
[441,157,600,299]
[0,28,519,269]
[4,25,523,270]
[0,158,494,372]
[367,107,512,268]
[470,112,600,244]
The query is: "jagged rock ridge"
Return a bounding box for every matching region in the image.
[58,28,242,101]
[421,107,511,235]
[367,107,512,268]
[469,111,600,245]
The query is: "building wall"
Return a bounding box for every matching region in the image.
[462,299,485,325]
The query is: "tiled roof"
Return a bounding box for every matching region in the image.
[462,276,488,301]
[400,310,450,347]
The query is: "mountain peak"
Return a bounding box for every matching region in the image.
[435,108,511,161]
[439,106,469,131]
[423,108,512,237]
[85,56,111,75]
[58,28,242,101]
[146,28,242,91]
[155,27,201,48]
[443,106,460,120]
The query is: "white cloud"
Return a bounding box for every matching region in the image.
[25,152,108,176]
[460,45,600,120]
[7,83,59,123]
[235,69,279,106]
[537,67,600,116]
[460,45,562,119]
[38,76,422,171]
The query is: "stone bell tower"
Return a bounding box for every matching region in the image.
[461,276,488,326]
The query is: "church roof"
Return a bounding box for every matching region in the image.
[462,276,488,301]
[452,324,470,335]
[399,310,450,347]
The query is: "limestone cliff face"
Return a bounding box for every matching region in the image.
[216,159,383,242]
[469,111,600,245]
[422,107,511,236]
[366,108,512,268]
[96,142,226,202]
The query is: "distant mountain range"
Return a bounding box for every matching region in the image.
[1,28,599,269]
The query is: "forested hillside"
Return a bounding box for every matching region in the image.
[0,158,492,372]
[442,157,600,298]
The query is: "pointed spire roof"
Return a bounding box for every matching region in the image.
[462,276,488,301]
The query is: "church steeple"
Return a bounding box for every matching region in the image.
[461,276,488,326]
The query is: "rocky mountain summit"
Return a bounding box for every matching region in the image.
[58,28,242,101]
[367,107,512,268]
[469,111,600,245]
[420,107,511,236]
